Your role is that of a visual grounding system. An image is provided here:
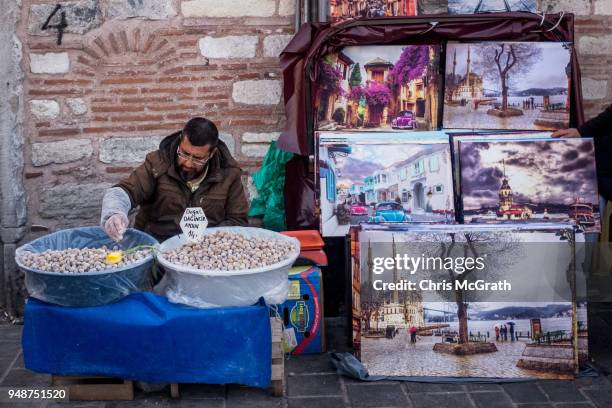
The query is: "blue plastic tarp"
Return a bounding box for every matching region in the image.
[22,293,272,387]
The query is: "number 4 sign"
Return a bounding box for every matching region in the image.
[180,207,208,242]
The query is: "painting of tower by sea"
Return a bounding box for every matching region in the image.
[448,0,536,14]
[354,225,579,379]
[458,138,600,232]
[329,0,418,22]
[443,42,571,130]
[315,45,441,132]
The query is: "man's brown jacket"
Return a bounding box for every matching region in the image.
[115,131,248,241]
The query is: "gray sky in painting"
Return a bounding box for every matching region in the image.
[446,42,570,91]
[448,0,536,13]
[460,139,598,209]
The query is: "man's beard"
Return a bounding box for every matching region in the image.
[178,164,202,181]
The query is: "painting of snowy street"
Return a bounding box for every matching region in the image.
[315,45,441,132]
[449,0,536,14]
[443,42,571,130]
[317,132,454,237]
[353,226,581,379]
[459,138,600,232]
[330,0,418,22]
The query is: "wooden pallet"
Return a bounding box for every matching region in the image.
[170,317,285,398]
[271,316,285,397]
[51,375,134,401]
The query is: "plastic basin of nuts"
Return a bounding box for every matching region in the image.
[156,226,301,308]
[15,227,159,307]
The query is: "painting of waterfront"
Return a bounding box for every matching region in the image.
[459,138,600,232]
[330,0,418,22]
[443,42,571,130]
[317,132,455,237]
[354,226,579,379]
[315,45,441,132]
[448,0,536,13]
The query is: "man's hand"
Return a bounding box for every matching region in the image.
[551,128,581,138]
[104,213,129,241]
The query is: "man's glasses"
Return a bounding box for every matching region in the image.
[177,145,212,166]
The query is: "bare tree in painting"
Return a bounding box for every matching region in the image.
[475,43,542,111]
[409,232,521,344]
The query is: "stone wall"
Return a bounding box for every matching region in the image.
[20,0,295,236]
[3,0,612,316]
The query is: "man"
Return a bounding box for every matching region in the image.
[552,106,612,210]
[100,117,249,242]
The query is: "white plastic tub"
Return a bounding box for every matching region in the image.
[155,226,300,308]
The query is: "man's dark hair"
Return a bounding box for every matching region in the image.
[182,117,219,147]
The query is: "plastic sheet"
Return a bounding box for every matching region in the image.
[15,227,158,307]
[23,293,272,386]
[155,226,300,308]
[248,141,294,231]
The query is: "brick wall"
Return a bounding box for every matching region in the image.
[15,0,612,236]
[19,0,295,234]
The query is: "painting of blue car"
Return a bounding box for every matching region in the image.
[368,202,412,223]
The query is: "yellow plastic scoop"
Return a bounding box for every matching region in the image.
[106,251,123,264]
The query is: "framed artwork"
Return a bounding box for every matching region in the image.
[443,42,572,131]
[315,45,441,132]
[458,137,600,233]
[317,132,455,237]
[330,0,418,22]
[448,0,536,14]
[352,223,580,379]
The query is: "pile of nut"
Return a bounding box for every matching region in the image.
[163,231,298,270]
[19,247,151,274]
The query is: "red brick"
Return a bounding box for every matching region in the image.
[147,104,199,112]
[153,39,169,52]
[43,79,93,86]
[73,68,96,77]
[179,52,199,59]
[136,123,183,131]
[83,126,136,134]
[100,77,154,85]
[166,113,192,120]
[92,97,114,103]
[92,105,145,113]
[108,33,121,54]
[185,65,219,72]
[38,128,81,137]
[82,47,102,61]
[110,114,165,122]
[35,122,50,128]
[120,96,173,104]
[119,31,129,52]
[178,40,197,47]
[25,172,44,179]
[93,38,109,56]
[157,49,176,60]
[29,89,85,96]
[110,88,139,95]
[140,87,193,94]
[142,34,157,54]
[237,73,260,80]
[163,67,184,75]
[220,63,248,70]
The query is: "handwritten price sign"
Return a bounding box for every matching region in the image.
[180,207,208,242]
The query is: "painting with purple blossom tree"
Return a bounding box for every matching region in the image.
[448,0,536,14]
[459,138,600,232]
[315,45,441,132]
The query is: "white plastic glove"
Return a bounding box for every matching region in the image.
[104,213,129,242]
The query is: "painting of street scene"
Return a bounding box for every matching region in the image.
[315,45,441,132]
[443,42,571,130]
[355,227,580,379]
[449,0,536,14]
[459,138,601,232]
[317,133,454,237]
[330,0,418,21]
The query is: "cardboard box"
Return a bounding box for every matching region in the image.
[277,265,325,355]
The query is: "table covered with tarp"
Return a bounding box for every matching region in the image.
[22,293,272,387]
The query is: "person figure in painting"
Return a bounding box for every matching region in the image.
[552,108,612,214]
[495,325,500,341]
[410,325,418,343]
[509,325,515,342]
